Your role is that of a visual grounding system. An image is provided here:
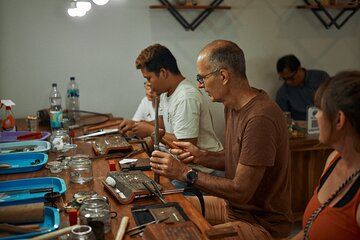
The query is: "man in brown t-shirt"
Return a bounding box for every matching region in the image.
[150,40,293,239]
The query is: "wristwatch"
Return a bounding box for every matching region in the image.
[185,168,198,186]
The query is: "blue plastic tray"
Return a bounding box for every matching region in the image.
[0,206,60,240]
[0,140,51,154]
[0,177,66,206]
[0,131,51,143]
[0,153,48,174]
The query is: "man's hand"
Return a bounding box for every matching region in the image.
[169,141,205,165]
[131,121,154,138]
[119,119,136,135]
[150,150,189,181]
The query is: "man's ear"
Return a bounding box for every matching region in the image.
[159,68,167,79]
[220,69,230,85]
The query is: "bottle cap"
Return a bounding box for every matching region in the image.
[70,77,75,81]
[52,83,57,87]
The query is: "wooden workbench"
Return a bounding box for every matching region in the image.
[0,118,211,239]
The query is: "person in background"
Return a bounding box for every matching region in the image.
[150,40,293,239]
[291,71,360,240]
[276,54,329,121]
[120,81,156,131]
[133,81,156,121]
[119,81,156,153]
[120,43,223,185]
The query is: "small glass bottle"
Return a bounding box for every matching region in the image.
[69,155,93,184]
[50,129,70,153]
[79,196,111,239]
[69,225,96,240]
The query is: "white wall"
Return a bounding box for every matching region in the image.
[1,0,359,143]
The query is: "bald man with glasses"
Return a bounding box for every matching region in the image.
[150,40,293,239]
[276,54,329,121]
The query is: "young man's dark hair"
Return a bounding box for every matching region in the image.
[135,43,181,75]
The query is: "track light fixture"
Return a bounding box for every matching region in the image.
[67,0,109,17]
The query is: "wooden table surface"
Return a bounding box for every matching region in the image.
[0,118,211,239]
[289,134,332,220]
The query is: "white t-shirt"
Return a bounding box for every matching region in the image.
[132,97,155,121]
[159,79,223,173]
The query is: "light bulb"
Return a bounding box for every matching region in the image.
[68,8,78,17]
[77,0,92,12]
[92,0,110,6]
[67,6,87,17]
[76,8,87,17]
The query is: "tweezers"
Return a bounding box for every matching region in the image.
[142,180,167,204]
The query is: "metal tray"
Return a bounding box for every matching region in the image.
[0,177,66,206]
[0,153,48,174]
[0,140,51,154]
[0,131,51,143]
[0,206,60,240]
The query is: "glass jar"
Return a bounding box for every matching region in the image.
[69,225,96,240]
[69,155,93,184]
[79,196,111,238]
[50,129,70,153]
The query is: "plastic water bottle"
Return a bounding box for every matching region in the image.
[49,83,63,131]
[66,77,80,123]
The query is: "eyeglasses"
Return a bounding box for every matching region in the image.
[144,82,151,90]
[196,69,219,84]
[279,70,297,82]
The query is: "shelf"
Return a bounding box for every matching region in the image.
[297,0,360,29]
[150,5,231,10]
[149,0,231,31]
[297,3,359,9]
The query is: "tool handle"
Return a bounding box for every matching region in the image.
[115,216,129,240]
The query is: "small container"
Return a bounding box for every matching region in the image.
[47,161,63,173]
[61,118,70,131]
[69,225,96,240]
[69,155,93,184]
[26,115,38,131]
[79,196,112,238]
[50,130,70,153]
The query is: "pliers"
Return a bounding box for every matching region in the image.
[142,180,167,204]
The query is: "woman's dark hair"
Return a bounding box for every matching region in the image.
[276,54,301,73]
[314,70,360,137]
[135,44,180,76]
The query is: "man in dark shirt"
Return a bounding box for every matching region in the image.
[276,54,329,121]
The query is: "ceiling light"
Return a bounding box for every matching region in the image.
[77,0,92,12]
[92,0,110,6]
[67,1,87,17]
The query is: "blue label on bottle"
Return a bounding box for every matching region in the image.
[67,89,79,98]
[50,110,63,128]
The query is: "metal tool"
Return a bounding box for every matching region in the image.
[134,188,185,200]
[0,187,53,195]
[104,149,144,160]
[153,95,160,183]
[74,128,119,140]
[142,180,167,204]
[126,216,169,236]
[0,145,38,154]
